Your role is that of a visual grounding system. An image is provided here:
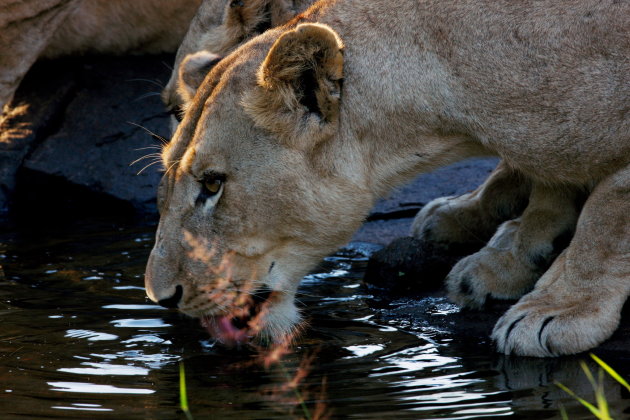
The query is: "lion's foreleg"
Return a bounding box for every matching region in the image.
[492,164,630,356]
[446,182,583,308]
[411,161,530,252]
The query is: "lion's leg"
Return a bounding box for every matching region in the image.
[492,165,630,356]
[411,161,531,252]
[446,182,583,308]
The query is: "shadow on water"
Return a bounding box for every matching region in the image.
[0,217,628,419]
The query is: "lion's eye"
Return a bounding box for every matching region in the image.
[199,172,226,198]
[204,177,223,195]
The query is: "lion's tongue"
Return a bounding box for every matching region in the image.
[201,316,250,346]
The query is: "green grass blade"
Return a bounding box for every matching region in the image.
[555,381,602,418]
[180,361,194,420]
[559,405,569,420]
[591,353,630,392]
[594,369,611,420]
[580,361,598,390]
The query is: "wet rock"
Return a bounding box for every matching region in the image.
[18,55,172,214]
[352,217,415,246]
[364,236,477,294]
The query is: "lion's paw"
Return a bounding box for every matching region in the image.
[446,220,538,309]
[446,252,497,309]
[491,290,621,357]
[411,195,470,244]
[446,250,537,309]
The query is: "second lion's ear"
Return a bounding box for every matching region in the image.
[244,23,344,150]
[177,51,222,103]
[226,0,273,36]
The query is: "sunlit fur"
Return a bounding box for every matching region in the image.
[147,0,630,356]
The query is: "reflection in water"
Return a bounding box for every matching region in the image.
[48,382,155,394]
[52,403,113,412]
[122,334,168,344]
[344,344,385,358]
[110,318,172,328]
[65,329,118,341]
[0,220,628,419]
[103,304,163,310]
[58,362,149,376]
[372,345,458,377]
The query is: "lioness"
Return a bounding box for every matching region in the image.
[0,0,200,111]
[145,0,630,356]
[161,0,313,121]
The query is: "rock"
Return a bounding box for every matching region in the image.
[351,217,415,246]
[17,55,173,214]
[363,236,476,293]
[356,158,497,292]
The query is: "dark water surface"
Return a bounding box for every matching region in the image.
[0,218,628,419]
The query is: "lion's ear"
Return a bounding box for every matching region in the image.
[244,23,344,149]
[177,51,222,103]
[226,0,273,36]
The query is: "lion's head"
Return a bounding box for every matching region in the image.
[161,0,314,123]
[146,24,373,345]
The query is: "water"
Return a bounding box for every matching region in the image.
[0,218,628,419]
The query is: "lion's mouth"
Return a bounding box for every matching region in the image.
[200,288,275,346]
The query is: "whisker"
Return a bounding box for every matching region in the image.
[134,145,164,151]
[136,160,163,175]
[127,78,165,88]
[294,291,320,298]
[161,61,173,71]
[293,297,307,306]
[198,302,230,315]
[132,92,162,102]
[233,288,293,300]
[164,159,181,175]
[127,121,169,145]
[129,153,162,167]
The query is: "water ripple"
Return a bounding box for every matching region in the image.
[65,329,118,341]
[110,318,171,328]
[58,362,149,376]
[48,382,155,394]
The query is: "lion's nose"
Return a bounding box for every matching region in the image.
[157,285,183,309]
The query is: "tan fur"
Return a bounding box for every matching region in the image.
[244,23,343,149]
[0,0,200,112]
[410,162,531,248]
[161,0,314,114]
[146,0,630,356]
[437,183,583,308]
